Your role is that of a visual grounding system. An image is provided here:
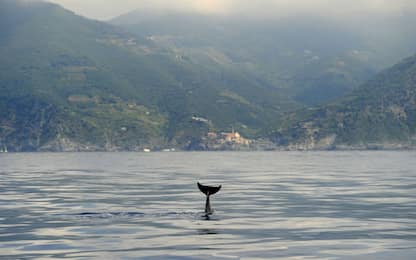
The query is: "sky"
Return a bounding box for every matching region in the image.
[47,0,416,21]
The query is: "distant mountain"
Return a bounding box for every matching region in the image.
[1,1,415,151]
[111,10,416,106]
[0,0,294,151]
[269,54,416,150]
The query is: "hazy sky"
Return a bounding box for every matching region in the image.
[47,0,416,20]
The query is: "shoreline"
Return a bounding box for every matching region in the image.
[1,147,415,153]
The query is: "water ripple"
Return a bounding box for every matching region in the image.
[0,151,415,259]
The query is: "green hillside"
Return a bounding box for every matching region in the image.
[0,0,294,151]
[1,1,415,151]
[112,10,416,106]
[269,54,416,149]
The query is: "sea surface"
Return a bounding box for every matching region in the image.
[0,151,415,259]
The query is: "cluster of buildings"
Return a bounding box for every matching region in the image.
[206,131,251,146]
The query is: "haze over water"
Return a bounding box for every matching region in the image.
[1,151,415,259]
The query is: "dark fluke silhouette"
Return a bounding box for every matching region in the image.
[197,182,221,215]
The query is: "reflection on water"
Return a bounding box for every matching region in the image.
[0,151,416,259]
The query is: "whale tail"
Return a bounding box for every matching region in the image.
[197,182,221,196]
[198,182,221,215]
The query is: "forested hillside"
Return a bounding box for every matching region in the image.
[270,54,416,149]
[112,10,416,106]
[0,0,293,151]
[1,0,415,151]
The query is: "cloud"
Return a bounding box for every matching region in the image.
[47,0,416,20]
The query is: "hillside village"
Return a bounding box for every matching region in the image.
[201,130,252,150]
[207,131,251,145]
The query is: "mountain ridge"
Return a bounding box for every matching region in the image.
[269,54,416,150]
[1,1,415,151]
[111,9,416,106]
[0,0,293,151]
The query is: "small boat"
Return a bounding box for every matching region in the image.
[143,148,151,153]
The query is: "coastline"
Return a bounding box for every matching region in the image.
[1,141,415,153]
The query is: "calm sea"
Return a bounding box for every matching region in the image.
[0,151,415,259]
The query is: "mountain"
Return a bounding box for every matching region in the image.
[0,0,294,151]
[111,10,416,106]
[269,54,416,150]
[1,1,415,152]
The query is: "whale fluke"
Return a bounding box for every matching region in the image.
[198,182,221,196]
[197,182,221,215]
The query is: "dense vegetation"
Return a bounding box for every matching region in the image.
[112,10,416,106]
[270,54,416,149]
[0,0,293,151]
[0,0,415,151]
